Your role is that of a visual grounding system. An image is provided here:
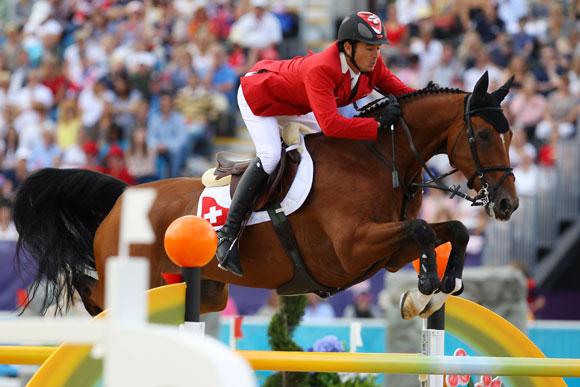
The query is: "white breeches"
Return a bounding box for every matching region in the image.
[237,86,322,174]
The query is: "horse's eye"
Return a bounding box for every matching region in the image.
[478,129,491,141]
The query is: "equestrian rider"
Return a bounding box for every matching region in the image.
[217,11,415,277]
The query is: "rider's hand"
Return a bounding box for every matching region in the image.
[377,94,401,129]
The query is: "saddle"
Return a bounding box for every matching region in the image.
[202,122,312,210]
[213,148,300,210]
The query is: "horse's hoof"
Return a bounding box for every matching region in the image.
[419,291,449,319]
[400,290,431,320]
[400,292,414,320]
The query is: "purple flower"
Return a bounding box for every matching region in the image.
[311,335,344,352]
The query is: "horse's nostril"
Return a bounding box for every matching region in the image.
[500,198,512,214]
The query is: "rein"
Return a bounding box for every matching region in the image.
[365,92,513,211]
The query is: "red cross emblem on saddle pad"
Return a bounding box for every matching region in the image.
[200,196,229,227]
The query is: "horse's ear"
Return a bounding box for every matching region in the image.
[491,75,514,104]
[472,71,489,98]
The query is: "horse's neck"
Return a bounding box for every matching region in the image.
[396,94,464,167]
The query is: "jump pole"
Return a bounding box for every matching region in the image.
[422,307,445,386]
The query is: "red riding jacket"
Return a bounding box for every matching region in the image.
[240,42,414,140]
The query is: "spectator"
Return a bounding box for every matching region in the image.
[27,128,61,171]
[471,3,505,43]
[497,0,528,35]
[508,75,547,143]
[430,42,463,88]
[55,98,82,151]
[304,293,335,320]
[165,47,194,91]
[0,127,19,175]
[101,144,135,185]
[535,74,577,141]
[126,127,157,184]
[190,31,218,81]
[489,32,513,68]
[40,55,72,115]
[509,128,537,168]
[532,45,564,95]
[537,129,559,167]
[395,0,431,28]
[16,102,55,156]
[60,131,88,169]
[513,152,539,197]
[174,73,214,159]
[205,44,238,112]
[110,74,142,135]
[384,4,407,49]
[147,91,188,178]
[501,54,528,91]
[410,21,444,86]
[229,0,282,69]
[456,30,484,68]
[78,77,115,132]
[512,17,535,57]
[462,49,503,91]
[9,68,53,113]
[343,290,383,318]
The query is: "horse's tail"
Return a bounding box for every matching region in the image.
[14,168,128,314]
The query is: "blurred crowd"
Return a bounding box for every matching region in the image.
[0,0,577,316]
[0,0,300,209]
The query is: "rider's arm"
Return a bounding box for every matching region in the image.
[305,65,380,139]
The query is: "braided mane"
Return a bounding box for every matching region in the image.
[356,84,466,117]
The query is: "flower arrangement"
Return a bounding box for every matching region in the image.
[263,296,379,387]
[445,348,503,387]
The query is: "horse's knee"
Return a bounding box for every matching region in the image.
[449,220,469,246]
[407,219,436,246]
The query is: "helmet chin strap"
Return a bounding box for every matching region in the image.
[345,42,362,73]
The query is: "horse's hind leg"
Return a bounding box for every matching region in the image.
[417,220,469,318]
[200,280,229,314]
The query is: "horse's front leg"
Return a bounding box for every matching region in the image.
[414,220,469,319]
[340,219,441,315]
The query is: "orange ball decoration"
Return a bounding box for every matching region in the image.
[164,215,217,268]
[411,242,452,280]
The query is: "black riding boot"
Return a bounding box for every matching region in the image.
[217,157,268,277]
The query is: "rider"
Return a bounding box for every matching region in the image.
[217,11,415,277]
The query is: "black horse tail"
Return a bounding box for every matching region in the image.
[14,168,128,314]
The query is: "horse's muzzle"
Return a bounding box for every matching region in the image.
[492,192,518,221]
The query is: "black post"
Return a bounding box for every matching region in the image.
[427,305,445,330]
[183,267,201,322]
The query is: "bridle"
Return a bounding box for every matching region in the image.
[365,93,513,210]
[442,93,514,208]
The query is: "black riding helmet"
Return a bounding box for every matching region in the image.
[337,12,388,72]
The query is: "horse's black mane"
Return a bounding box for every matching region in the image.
[356,84,466,117]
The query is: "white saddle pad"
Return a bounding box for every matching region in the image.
[197,141,313,230]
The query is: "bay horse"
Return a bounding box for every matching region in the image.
[15,72,518,319]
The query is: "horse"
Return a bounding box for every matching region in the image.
[14,71,518,319]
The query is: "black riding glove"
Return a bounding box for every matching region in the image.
[377,94,401,129]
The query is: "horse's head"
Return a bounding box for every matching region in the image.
[448,71,518,220]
